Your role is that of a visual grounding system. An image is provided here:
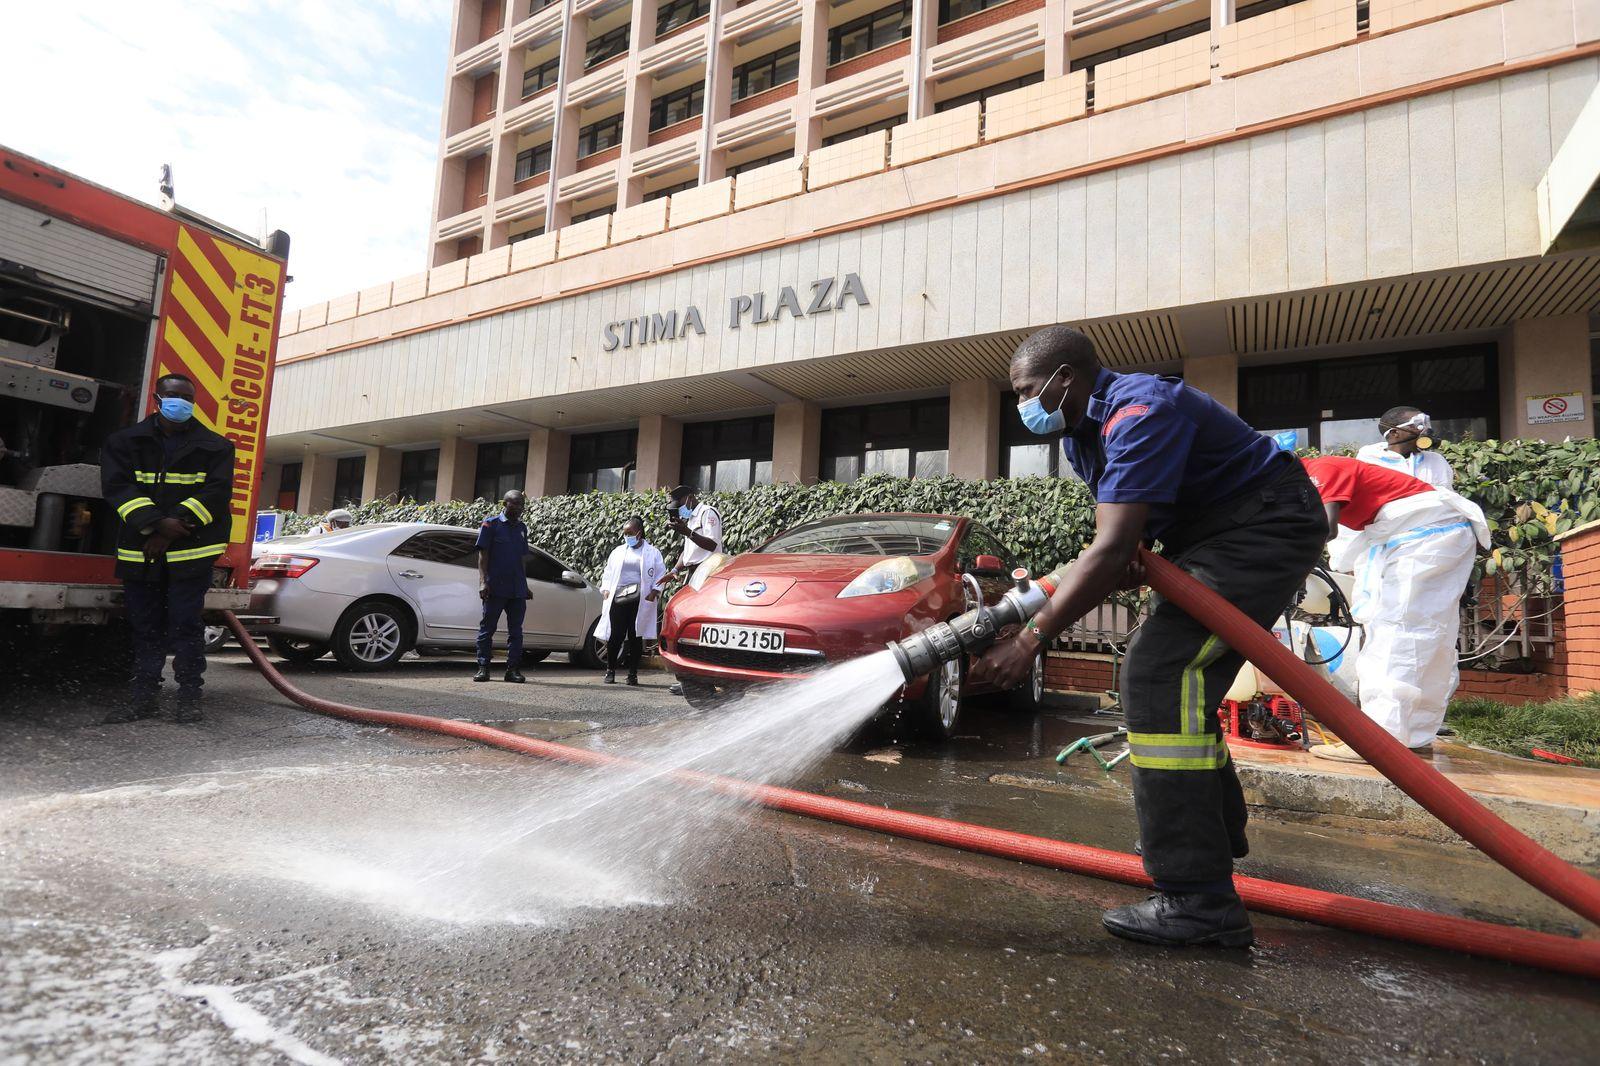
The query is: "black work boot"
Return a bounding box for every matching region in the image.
[603,669,616,684]
[1102,892,1254,948]
[104,697,159,725]
[625,670,638,686]
[473,664,491,683]
[1135,838,1249,860]
[173,692,203,724]
[503,668,525,684]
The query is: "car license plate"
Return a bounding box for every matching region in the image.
[699,624,786,655]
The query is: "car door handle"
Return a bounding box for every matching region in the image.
[398,570,424,579]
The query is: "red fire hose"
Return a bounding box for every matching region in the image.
[1138,549,1600,930]
[223,613,1600,979]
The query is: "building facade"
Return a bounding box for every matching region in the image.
[264,0,1600,512]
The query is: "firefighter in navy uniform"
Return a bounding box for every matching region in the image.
[101,373,235,724]
[972,326,1327,947]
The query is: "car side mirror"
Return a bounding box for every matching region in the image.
[560,570,587,588]
[970,554,1006,577]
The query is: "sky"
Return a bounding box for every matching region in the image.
[0,0,449,309]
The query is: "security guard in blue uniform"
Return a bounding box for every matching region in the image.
[101,372,235,724]
[475,489,533,683]
[974,326,1326,947]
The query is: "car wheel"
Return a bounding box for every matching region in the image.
[679,678,720,710]
[916,652,966,740]
[332,600,411,671]
[521,649,550,666]
[574,619,607,669]
[268,636,330,663]
[1009,651,1048,712]
[202,625,229,653]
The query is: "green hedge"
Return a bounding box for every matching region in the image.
[279,437,1596,582]
[280,473,1098,582]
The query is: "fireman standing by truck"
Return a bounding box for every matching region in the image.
[101,373,235,724]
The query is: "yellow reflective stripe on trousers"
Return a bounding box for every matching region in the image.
[116,496,156,519]
[116,543,226,563]
[179,497,213,525]
[1179,634,1224,735]
[1127,731,1230,771]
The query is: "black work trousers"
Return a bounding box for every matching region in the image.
[606,599,641,674]
[123,572,211,700]
[1122,462,1327,888]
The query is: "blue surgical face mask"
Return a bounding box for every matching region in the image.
[625,534,640,549]
[158,396,194,423]
[677,504,694,520]
[1016,366,1067,436]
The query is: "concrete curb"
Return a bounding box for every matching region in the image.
[994,760,1600,868]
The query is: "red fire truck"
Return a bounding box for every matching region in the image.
[0,146,289,637]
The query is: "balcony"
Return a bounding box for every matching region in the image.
[567,56,628,108]
[813,51,911,116]
[435,206,484,243]
[714,93,798,152]
[631,128,703,177]
[453,35,501,77]
[647,114,704,146]
[730,79,799,118]
[503,90,558,135]
[824,39,912,84]
[927,4,1046,81]
[639,21,711,77]
[722,0,803,41]
[443,119,496,159]
[510,2,565,48]
[936,0,1045,43]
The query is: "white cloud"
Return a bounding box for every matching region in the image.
[0,0,448,309]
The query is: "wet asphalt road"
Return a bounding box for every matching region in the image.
[3,650,1598,1064]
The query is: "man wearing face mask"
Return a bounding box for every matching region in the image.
[972,326,1326,949]
[664,485,724,697]
[475,489,534,684]
[101,373,235,724]
[1356,406,1454,488]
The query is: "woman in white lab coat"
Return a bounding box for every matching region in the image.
[596,515,666,685]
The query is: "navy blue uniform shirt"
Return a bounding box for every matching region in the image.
[1061,369,1290,540]
[475,514,532,599]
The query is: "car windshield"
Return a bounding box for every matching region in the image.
[757,516,956,557]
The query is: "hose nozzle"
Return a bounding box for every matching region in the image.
[887,566,1060,683]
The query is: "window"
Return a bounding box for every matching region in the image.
[570,204,615,223]
[821,114,903,147]
[525,547,568,584]
[821,398,949,483]
[522,55,560,97]
[829,0,912,65]
[656,0,710,36]
[1071,0,1296,72]
[940,0,1006,22]
[1000,390,1062,479]
[644,179,695,202]
[392,530,478,567]
[650,82,705,130]
[332,456,364,507]
[527,0,558,14]
[473,440,528,502]
[568,429,637,494]
[680,417,775,493]
[936,71,1044,113]
[514,142,553,181]
[731,42,801,101]
[275,462,301,512]
[397,448,439,502]
[509,226,546,243]
[759,515,957,555]
[726,149,793,177]
[1238,344,1498,451]
[577,113,624,155]
[957,524,1016,572]
[585,23,630,68]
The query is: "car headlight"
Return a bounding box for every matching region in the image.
[688,552,732,592]
[837,557,933,598]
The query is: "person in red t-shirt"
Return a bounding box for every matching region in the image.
[1301,456,1485,761]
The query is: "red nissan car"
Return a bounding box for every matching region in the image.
[659,513,1045,737]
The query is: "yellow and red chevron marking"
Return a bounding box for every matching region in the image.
[151,224,284,561]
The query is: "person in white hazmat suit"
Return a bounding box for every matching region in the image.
[596,515,666,686]
[1301,456,1488,761]
[1356,406,1455,488]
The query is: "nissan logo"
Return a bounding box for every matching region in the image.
[743,580,767,598]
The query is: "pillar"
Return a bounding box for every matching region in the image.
[298,453,338,513]
[635,414,683,491]
[1499,315,1595,442]
[260,462,284,512]
[700,0,734,184]
[1043,0,1071,79]
[949,379,1001,480]
[1183,353,1238,411]
[436,435,480,502]
[546,0,591,232]
[773,400,820,484]
[908,0,940,120]
[361,445,402,503]
[524,426,572,497]
[793,0,830,154]
[617,0,660,209]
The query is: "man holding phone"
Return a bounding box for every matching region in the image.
[665,485,724,696]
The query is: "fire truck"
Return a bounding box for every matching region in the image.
[0,146,288,638]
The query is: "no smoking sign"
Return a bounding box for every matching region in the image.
[1526,392,1585,426]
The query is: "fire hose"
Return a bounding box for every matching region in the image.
[223,612,1600,979]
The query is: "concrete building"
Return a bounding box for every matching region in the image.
[265,0,1600,513]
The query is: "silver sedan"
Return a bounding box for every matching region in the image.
[248,523,605,670]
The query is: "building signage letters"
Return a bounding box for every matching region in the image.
[601,273,870,352]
